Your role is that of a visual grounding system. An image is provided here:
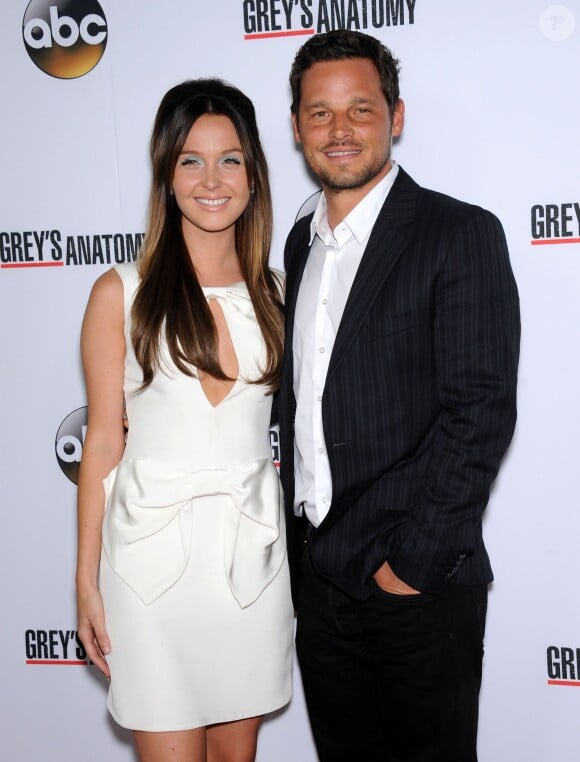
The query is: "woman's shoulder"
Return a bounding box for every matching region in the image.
[90,267,124,300]
[112,261,139,290]
[86,263,137,321]
[83,268,124,333]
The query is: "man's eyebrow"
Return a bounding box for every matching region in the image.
[350,96,378,105]
[303,100,330,109]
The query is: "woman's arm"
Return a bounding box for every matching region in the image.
[76,269,126,677]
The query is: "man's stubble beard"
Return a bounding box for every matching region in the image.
[315,153,390,193]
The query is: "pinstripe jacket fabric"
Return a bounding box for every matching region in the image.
[278,167,520,602]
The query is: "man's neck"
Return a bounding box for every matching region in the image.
[324,161,393,230]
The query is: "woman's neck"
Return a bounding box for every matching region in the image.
[182,226,243,287]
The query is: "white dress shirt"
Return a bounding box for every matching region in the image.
[293,164,399,526]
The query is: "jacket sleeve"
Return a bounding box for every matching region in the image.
[387,207,520,592]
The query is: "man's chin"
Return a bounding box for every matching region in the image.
[322,174,374,193]
[319,163,388,193]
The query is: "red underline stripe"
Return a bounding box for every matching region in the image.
[1,261,64,268]
[26,659,88,665]
[244,29,314,40]
[547,679,580,686]
[531,237,580,245]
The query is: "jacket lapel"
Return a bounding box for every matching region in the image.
[284,223,311,343]
[281,217,312,402]
[327,168,419,379]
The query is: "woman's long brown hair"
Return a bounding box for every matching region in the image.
[131,79,283,392]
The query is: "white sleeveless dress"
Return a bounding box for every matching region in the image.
[99,262,293,731]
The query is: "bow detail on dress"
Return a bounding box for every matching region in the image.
[101,457,286,608]
[202,284,255,325]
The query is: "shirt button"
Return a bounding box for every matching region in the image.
[317,447,323,454]
[322,497,328,503]
[319,347,325,354]
[322,298,328,305]
[317,395,322,402]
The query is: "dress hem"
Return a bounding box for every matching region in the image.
[107,689,293,733]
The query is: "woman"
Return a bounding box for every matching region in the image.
[76,79,293,762]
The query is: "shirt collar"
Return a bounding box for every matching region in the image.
[309,162,400,246]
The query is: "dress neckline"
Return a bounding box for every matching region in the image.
[201,280,246,290]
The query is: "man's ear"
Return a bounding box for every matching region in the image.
[291,113,301,144]
[392,99,405,138]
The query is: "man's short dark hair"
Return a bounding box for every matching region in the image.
[289,30,401,116]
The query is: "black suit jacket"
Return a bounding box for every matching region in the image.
[278,167,520,602]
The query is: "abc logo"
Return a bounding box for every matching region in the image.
[22,0,107,79]
[55,406,87,484]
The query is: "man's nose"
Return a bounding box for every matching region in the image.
[329,112,353,140]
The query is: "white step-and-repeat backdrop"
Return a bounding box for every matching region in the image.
[1,2,579,759]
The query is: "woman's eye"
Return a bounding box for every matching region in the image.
[180,156,202,166]
[222,156,242,165]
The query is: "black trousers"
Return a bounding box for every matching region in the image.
[295,549,487,762]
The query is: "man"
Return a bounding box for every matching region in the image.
[278,30,520,762]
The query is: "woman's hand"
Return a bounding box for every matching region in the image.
[77,582,111,678]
